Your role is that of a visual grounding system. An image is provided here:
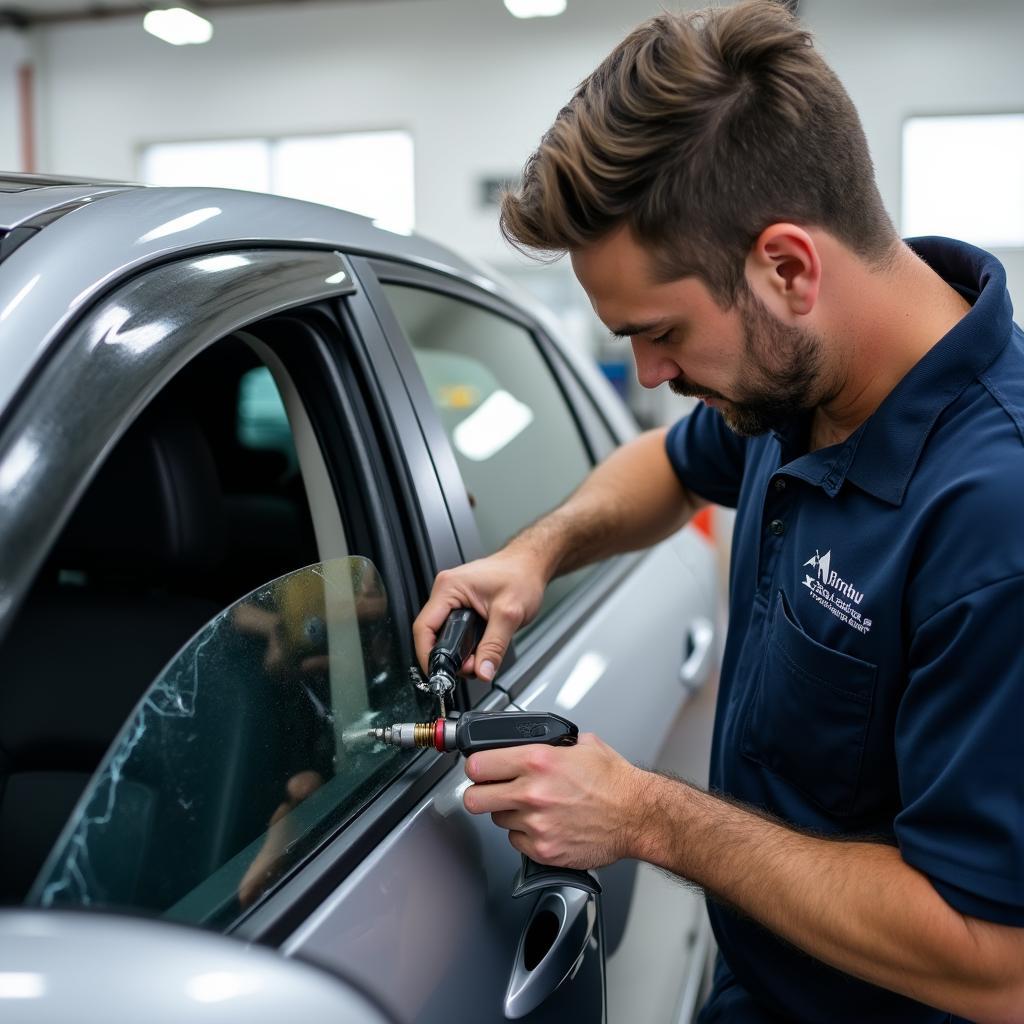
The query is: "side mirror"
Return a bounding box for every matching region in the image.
[0,909,396,1024]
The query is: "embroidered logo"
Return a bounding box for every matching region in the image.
[801,549,872,634]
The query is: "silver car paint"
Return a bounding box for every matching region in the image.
[0,183,134,231]
[0,184,500,419]
[0,910,396,1024]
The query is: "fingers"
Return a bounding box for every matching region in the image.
[472,600,523,681]
[286,770,324,803]
[463,779,522,815]
[412,583,465,673]
[413,557,544,680]
[465,745,546,785]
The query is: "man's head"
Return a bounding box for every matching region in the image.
[500,0,897,434]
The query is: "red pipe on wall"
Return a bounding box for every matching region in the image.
[18,62,35,173]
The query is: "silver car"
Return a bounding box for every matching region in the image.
[0,174,719,1023]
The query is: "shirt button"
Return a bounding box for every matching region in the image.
[769,519,785,536]
[773,478,787,493]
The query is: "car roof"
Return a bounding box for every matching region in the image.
[0,177,507,417]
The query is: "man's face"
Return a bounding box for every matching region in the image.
[571,226,827,436]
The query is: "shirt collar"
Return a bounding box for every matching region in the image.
[777,237,1014,506]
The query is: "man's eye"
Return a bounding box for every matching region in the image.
[651,330,672,344]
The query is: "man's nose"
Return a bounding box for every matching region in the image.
[630,338,678,390]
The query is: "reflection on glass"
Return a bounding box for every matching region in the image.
[29,558,428,927]
[453,389,535,462]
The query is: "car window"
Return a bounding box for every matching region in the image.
[237,365,298,474]
[382,284,597,618]
[0,323,406,912]
[29,558,428,928]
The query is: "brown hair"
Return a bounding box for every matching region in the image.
[500,0,897,305]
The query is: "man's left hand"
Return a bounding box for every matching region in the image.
[462,732,647,869]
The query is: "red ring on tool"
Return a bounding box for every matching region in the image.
[434,717,446,752]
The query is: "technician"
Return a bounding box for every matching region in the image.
[413,3,1024,1021]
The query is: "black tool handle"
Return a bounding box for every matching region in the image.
[429,607,482,680]
[450,709,599,898]
[454,711,578,755]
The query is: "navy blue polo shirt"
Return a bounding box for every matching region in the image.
[666,237,1024,1024]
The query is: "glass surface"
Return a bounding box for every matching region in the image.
[29,558,429,927]
[384,285,597,616]
[237,365,298,472]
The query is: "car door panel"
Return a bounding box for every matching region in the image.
[283,691,605,1024]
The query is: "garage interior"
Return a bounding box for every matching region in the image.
[0,2,1022,1022]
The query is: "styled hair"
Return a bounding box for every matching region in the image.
[500,0,897,304]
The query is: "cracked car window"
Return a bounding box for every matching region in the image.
[28,557,430,927]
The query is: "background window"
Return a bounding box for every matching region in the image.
[383,284,597,618]
[140,130,415,235]
[902,113,1024,248]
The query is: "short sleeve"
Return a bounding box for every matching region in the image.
[664,403,748,509]
[894,574,1024,925]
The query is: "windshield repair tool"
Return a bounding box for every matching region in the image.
[368,709,577,754]
[368,708,602,898]
[412,607,482,718]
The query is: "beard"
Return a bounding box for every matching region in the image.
[669,286,829,437]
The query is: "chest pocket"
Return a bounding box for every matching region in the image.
[741,590,878,817]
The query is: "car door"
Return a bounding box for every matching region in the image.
[0,242,608,1023]
[356,260,721,1023]
[249,259,609,1024]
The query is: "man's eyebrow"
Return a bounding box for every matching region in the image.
[607,319,671,339]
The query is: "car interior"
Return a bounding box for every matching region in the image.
[0,333,327,904]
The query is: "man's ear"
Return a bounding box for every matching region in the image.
[744,224,821,318]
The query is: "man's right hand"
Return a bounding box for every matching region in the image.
[413,548,548,682]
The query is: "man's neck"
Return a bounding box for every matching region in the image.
[809,241,973,452]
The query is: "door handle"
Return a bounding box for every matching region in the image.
[511,853,601,899]
[503,886,597,1019]
[680,617,714,690]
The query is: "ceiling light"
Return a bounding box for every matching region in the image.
[504,0,566,19]
[143,8,213,46]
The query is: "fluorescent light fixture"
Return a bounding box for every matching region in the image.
[504,0,566,17]
[143,8,213,46]
[453,389,534,461]
[0,972,45,999]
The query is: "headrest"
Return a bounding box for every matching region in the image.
[55,407,225,575]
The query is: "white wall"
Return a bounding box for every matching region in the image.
[28,0,655,265]
[0,29,31,172]
[2,0,1022,313]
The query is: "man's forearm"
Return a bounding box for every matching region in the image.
[632,774,1024,1023]
[507,427,705,580]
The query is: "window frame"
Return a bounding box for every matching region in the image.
[360,258,647,702]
